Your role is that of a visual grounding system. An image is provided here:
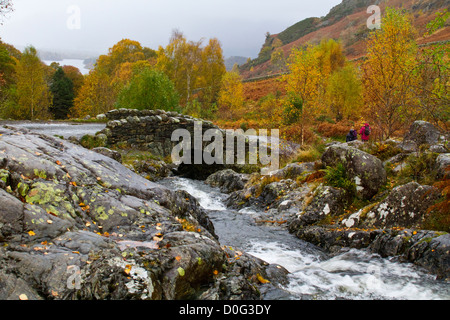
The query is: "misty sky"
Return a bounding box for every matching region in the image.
[0,0,342,58]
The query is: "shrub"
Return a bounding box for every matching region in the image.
[405,149,439,183]
[423,178,450,233]
[367,141,402,161]
[316,121,351,140]
[116,68,179,111]
[322,163,356,197]
[80,134,107,149]
[281,125,317,145]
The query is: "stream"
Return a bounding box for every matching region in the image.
[0,121,106,139]
[160,176,450,300]
[5,122,449,300]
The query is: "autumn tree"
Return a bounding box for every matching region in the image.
[72,70,115,118]
[362,8,419,139]
[116,67,179,111]
[316,39,346,77]
[217,71,244,119]
[271,48,287,72]
[62,65,84,96]
[0,45,16,86]
[157,30,226,107]
[414,10,450,132]
[73,39,156,118]
[284,44,322,144]
[198,38,226,106]
[96,39,146,76]
[326,63,363,121]
[16,46,51,120]
[157,31,202,105]
[49,67,74,119]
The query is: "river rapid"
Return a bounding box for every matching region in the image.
[4,121,449,300]
[160,176,450,300]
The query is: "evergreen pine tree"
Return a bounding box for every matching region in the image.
[50,67,74,119]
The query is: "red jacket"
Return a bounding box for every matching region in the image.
[360,124,371,141]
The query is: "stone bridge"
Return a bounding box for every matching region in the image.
[100,108,219,158]
[98,109,250,179]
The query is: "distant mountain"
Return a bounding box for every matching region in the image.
[224,56,249,71]
[240,0,450,79]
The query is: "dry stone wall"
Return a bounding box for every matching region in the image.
[99,108,221,159]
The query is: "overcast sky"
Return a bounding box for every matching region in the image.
[0,0,342,58]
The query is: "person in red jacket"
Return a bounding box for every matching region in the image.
[360,123,371,142]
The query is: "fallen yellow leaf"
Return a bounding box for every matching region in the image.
[28,231,36,236]
[19,294,28,300]
[124,265,132,275]
[256,273,270,284]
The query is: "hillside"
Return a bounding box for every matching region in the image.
[224,56,249,71]
[240,0,450,79]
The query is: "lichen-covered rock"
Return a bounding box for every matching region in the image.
[0,126,273,300]
[321,144,387,200]
[359,182,441,229]
[289,185,350,231]
[269,162,314,180]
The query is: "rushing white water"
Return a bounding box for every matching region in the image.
[161,177,450,300]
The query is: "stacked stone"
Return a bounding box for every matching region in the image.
[98,109,220,158]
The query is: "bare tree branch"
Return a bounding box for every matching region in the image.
[0,0,13,24]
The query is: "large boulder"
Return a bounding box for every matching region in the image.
[399,121,441,152]
[205,169,249,194]
[0,126,276,300]
[289,185,350,231]
[321,144,387,200]
[342,182,441,229]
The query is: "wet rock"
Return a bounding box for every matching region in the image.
[132,159,173,181]
[0,126,267,300]
[321,144,386,200]
[370,229,450,280]
[292,226,450,279]
[205,169,250,194]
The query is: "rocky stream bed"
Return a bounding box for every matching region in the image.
[0,117,449,300]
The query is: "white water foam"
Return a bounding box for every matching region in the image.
[165,177,227,211]
[163,177,450,300]
[248,242,450,300]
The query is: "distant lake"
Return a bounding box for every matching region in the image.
[43,59,91,75]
